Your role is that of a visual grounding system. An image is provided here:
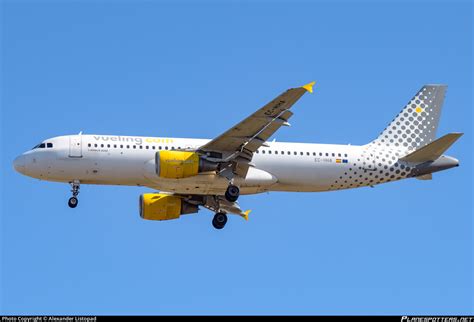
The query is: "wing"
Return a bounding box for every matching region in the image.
[197,81,315,168]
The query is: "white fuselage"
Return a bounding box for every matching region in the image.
[14,134,416,195]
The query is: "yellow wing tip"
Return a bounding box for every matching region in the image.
[242,210,251,221]
[302,81,316,93]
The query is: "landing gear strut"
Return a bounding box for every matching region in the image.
[225,184,240,202]
[212,212,228,230]
[68,181,80,208]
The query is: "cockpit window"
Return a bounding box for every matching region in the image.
[32,143,48,149]
[47,143,53,148]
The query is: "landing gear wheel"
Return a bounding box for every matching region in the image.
[212,212,228,230]
[225,185,240,202]
[68,197,78,208]
[68,180,80,208]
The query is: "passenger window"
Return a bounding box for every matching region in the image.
[159,146,162,150]
[268,150,272,154]
[165,146,168,150]
[332,153,335,157]
[171,146,175,150]
[262,150,266,154]
[139,145,143,149]
[152,146,155,150]
[88,143,91,148]
[127,145,130,149]
[287,151,291,155]
[300,152,303,155]
[306,152,310,156]
[256,150,259,154]
[101,144,104,148]
[120,145,123,148]
[325,153,328,157]
[294,152,297,155]
[275,151,278,155]
[133,146,136,149]
[344,154,348,157]
[146,146,149,149]
[338,153,341,157]
[313,152,316,156]
[94,144,98,148]
[281,151,284,155]
[107,144,110,148]
[114,145,117,148]
[319,152,322,156]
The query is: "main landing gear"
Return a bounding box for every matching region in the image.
[225,184,240,202]
[212,212,228,230]
[68,181,80,208]
[214,184,239,229]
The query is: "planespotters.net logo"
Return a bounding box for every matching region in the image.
[402,317,474,322]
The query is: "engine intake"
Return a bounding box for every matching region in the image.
[155,150,217,179]
[139,193,198,221]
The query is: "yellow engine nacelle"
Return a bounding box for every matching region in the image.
[155,150,217,179]
[139,193,198,221]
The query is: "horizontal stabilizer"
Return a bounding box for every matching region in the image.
[400,133,463,163]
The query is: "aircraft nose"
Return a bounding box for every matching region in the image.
[13,155,26,174]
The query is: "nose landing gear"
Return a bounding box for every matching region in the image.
[68,181,80,208]
[68,197,78,208]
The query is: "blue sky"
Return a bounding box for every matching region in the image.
[1,0,472,315]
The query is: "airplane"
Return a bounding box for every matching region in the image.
[13,82,462,229]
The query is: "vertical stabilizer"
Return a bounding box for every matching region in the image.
[369,85,447,152]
